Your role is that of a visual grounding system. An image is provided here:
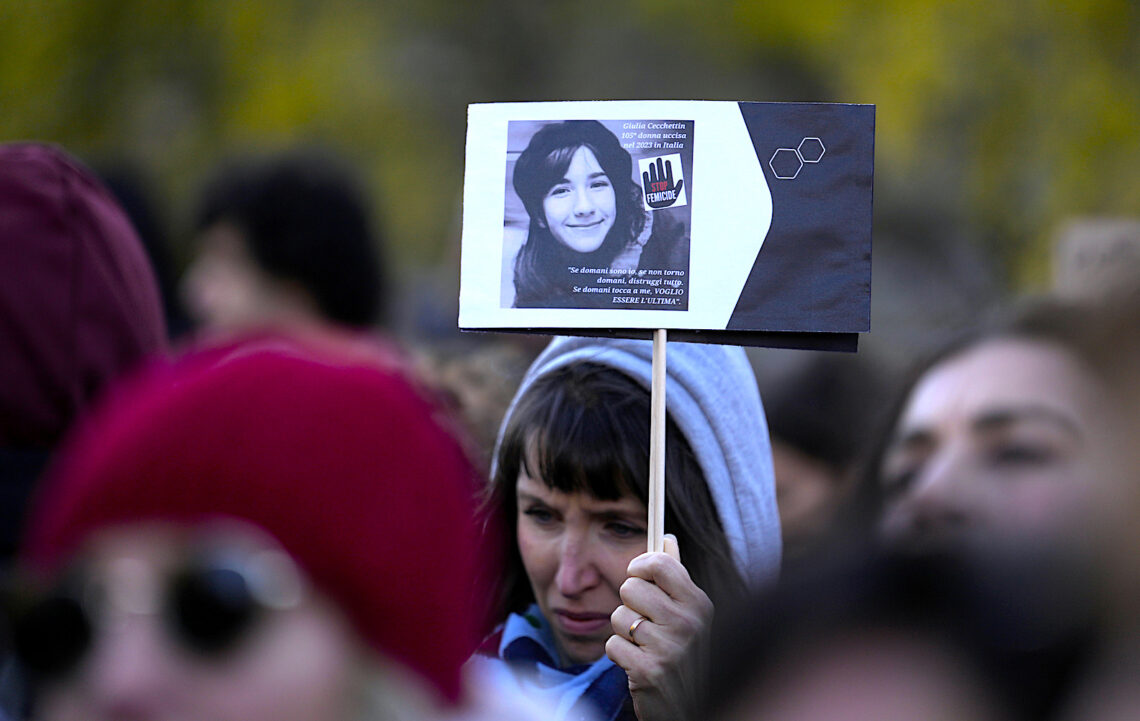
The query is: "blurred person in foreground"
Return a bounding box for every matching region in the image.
[848,289,1140,721]
[701,547,1096,721]
[5,333,541,721]
[696,296,1140,721]
[0,142,168,719]
[470,336,781,721]
[861,296,1140,719]
[180,150,385,336]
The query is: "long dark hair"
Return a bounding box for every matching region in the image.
[511,121,645,307]
[484,362,744,622]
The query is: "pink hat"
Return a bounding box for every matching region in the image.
[22,334,491,703]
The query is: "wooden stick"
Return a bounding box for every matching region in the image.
[648,328,667,553]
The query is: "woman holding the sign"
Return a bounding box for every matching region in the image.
[470,336,781,721]
[510,121,688,309]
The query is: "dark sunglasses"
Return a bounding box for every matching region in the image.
[6,547,304,681]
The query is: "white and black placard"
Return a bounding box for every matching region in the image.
[459,101,874,350]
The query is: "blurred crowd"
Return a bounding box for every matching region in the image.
[2,139,1140,721]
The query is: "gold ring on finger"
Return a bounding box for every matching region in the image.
[629,616,647,644]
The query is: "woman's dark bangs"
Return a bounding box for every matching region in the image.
[518,373,646,502]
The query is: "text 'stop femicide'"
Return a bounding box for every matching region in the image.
[460,101,874,351]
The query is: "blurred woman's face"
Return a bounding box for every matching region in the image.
[32,524,362,721]
[878,338,1119,550]
[541,146,616,254]
[181,223,319,332]
[515,462,646,666]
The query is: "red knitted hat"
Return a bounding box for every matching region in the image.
[22,334,490,703]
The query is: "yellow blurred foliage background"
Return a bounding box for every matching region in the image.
[1,1,1137,339]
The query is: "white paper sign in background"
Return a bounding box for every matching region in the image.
[459,100,874,348]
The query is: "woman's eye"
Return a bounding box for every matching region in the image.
[590,178,611,189]
[881,468,918,499]
[990,444,1056,467]
[547,186,571,198]
[523,507,556,525]
[605,521,644,539]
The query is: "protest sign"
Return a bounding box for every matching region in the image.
[459,100,874,350]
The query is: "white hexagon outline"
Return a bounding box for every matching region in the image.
[798,137,825,163]
[769,147,802,180]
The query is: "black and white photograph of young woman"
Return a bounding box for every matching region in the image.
[501,119,692,309]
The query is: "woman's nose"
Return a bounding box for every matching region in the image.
[572,187,595,216]
[898,450,978,539]
[82,614,178,719]
[555,534,601,597]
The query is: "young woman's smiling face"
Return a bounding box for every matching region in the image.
[515,464,646,666]
[541,146,617,254]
